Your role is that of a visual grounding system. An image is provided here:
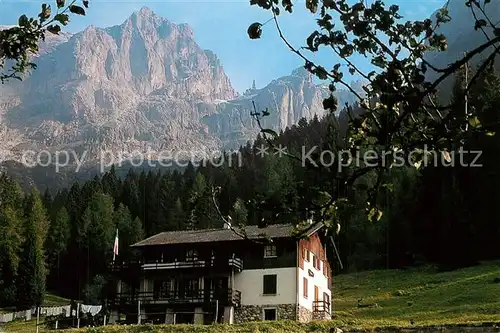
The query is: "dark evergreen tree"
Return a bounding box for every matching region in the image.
[17,188,49,309]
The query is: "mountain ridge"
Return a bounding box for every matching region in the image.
[0,7,360,170]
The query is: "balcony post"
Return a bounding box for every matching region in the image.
[231,253,235,288]
[137,300,141,325]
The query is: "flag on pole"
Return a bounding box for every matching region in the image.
[113,229,119,262]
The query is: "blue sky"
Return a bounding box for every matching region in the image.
[0,0,444,93]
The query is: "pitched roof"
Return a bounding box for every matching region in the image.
[131,223,324,247]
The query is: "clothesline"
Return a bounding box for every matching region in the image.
[32,305,71,317]
[1,303,103,324]
[80,304,103,317]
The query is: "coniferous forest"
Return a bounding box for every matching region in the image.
[1,69,500,310]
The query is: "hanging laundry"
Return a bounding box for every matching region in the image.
[80,304,102,316]
[63,305,71,317]
[0,313,14,323]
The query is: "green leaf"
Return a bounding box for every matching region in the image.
[367,207,383,222]
[69,5,86,15]
[261,129,278,138]
[18,14,29,27]
[247,22,262,39]
[468,116,482,128]
[322,94,338,111]
[382,183,394,192]
[46,24,61,34]
[314,66,328,80]
[306,31,319,51]
[56,0,65,8]
[475,19,487,30]
[305,0,318,13]
[39,4,51,20]
[485,131,495,136]
[83,0,89,8]
[54,13,69,25]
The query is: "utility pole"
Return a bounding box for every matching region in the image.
[214,300,219,324]
[36,307,40,333]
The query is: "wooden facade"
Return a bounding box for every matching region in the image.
[298,233,332,290]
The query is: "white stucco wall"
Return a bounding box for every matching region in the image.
[297,250,331,312]
[234,267,297,306]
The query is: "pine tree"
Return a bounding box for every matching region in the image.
[230,198,248,226]
[80,192,115,280]
[0,206,24,305]
[46,206,70,289]
[0,174,24,306]
[17,188,49,309]
[113,204,144,261]
[168,198,185,230]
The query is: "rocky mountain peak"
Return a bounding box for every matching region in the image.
[135,6,156,18]
[291,66,313,81]
[0,9,360,169]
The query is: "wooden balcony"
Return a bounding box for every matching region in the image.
[142,260,206,270]
[111,288,241,307]
[138,257,243,272]
[228,257,243,271]
[313,300,330,313]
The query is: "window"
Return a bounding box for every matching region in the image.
[303,277,308,298]
[264,245,277,258]
[160,280,173,297]
[186,249,198,261]
[263,274,277,295]
[185,278,199,297]
[263,308,277,321]
[312,255,321,270]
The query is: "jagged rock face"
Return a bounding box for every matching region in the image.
[202,67,332,148]
[0,7,358,166]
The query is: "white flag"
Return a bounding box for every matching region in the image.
[113,229,119,262]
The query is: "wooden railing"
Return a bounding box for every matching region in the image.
[142,260,207,270]
[110,260,141,272]
[112,257,243,271]
[228,258,243,270]
[112,288,241,306]
[313,300,330,313]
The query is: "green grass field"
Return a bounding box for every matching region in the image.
[328,260,500,329]
[0,292,73,314]
[2,261,500,332]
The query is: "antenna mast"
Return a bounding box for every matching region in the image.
[464,52,469,132]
